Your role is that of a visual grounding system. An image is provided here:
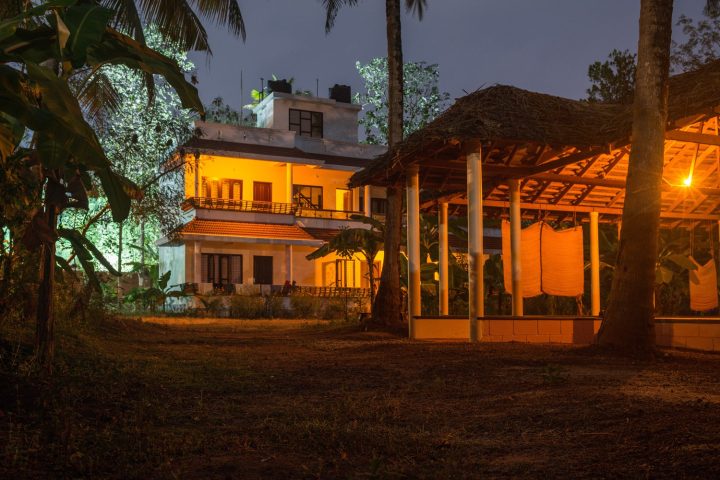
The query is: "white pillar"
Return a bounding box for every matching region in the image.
[352,188,360,212]
[193,241,201,284]
[590,211,601,316]
[439,202,449,316]
[509,179,523,316]
[467,144,484,342]
[364,185,372,217]
[406,167,421,337]
[285,244,293,282]
[617,220,622,241]
[194,156,200,198]
[286,163,293,204]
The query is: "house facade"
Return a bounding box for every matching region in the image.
[158,86,387,295]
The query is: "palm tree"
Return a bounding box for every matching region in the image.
[599,0,718,350]
[306,215,384,312]
[323,0,427,327]
[105,0,246,53]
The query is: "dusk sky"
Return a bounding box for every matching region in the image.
[189,0,706,113]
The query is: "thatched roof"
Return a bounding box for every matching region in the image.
[350,58,720,189]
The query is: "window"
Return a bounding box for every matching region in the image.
[253,181,272,202]
[289,109,323,138]
[201,254,243,284]
[253,256,274,284]
[293,184,323,209]
[201,177,242,200]
[335,188,352,211]
[371,198,387,215]
[335,259,356,287]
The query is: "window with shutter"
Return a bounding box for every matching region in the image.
[253,256,273,284]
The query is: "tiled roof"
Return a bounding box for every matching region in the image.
[301,227,343,242]
[186,138,371,168]
[179,220,317,241]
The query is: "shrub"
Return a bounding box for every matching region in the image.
[228,295,265,319]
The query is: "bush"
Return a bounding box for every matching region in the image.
[228,295,265,318]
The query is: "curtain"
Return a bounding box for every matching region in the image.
[689,258,718,312]
[502,221,584,298]
[501,220,542,297]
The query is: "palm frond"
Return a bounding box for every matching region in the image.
[405,0,427,20]
[77,71,121,126]
[102,0,147,46]
[706,0,720,17]
[192,0,246,41]
[322,0,360,33]
[138,0,211,52]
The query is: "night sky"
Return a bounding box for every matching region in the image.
[188,0,705,113]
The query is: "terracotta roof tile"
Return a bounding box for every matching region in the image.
[301,227,343,242]
[179,220,317,241]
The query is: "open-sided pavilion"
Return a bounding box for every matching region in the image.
[349,59,720,351]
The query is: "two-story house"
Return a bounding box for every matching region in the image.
[158,84,387,294]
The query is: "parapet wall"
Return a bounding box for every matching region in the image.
[412,316,720,353]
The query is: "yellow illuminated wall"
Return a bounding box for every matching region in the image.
[185,155,363,209]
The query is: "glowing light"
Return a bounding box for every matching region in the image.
[683,175,693,187]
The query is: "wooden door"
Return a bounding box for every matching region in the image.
[253,182,272,203]
[253,256,273,284]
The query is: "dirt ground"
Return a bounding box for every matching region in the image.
[3,318,720,479]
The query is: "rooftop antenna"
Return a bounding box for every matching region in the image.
[260,77,264,100]
[240,69,244,122]
[316,78,319,97]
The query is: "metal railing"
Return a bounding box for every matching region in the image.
[183,197,363,220]
[184,197,296,215]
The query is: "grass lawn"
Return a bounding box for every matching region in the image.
[2,318,720,479]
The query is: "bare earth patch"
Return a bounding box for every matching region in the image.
[3,319,720,479]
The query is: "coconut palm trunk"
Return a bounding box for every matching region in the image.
[371,0,405,327]
[598,0,674,350]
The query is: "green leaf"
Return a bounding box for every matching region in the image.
[86,29,204,114]
[665,254,697,272]
[158,270,171,290]
[0,112,24,158]
[0,0,76,44]
[655,266,674,285]
[96,169,131,221]
[58,228,119,275]
[62,4,113,66]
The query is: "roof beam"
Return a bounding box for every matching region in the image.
[450,199,720,220]
[665,130,720,146]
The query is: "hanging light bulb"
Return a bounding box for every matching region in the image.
[684,175,693,187]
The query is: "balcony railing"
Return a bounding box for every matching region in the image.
[183,197,364,221]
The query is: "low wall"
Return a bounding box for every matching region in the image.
[412,316,720,353]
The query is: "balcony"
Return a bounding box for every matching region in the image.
[182,197,363,221]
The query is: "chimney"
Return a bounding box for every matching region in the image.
[329,84,351,103]
[267,79,292,94]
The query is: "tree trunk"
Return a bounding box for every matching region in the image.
[139,219,146,287]
[598,0,673,351]
[117,221,123,307]
[372,0,404,326]
[35,205,57,372]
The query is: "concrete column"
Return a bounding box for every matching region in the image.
[467,144,484,342]
[352,188,360,212]
[285,244,293,282]
[590,211,601,316]
[438,202,449,316]
[509,179,523,316]
[406,166,421,336]
[194,156,200,198]
[286,163,293,204]
[193,241,201,284]
[364,185,372,217]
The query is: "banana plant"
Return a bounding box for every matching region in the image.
[0,1,203,368]
[124,265,185,312]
